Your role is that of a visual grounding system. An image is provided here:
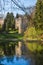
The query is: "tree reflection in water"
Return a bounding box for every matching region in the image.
[0,41,18,56]
[0,41,43,65]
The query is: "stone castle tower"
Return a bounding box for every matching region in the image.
[15,17,22,34]
[15,15,28,34]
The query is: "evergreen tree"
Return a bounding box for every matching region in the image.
[34,0,43,30]
[16,13,19,18]
[3,12,15,32]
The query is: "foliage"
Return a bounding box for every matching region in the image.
[26,42,43,52]
[33,49,43,65]
[34,0,43,30]
[0,24,2,28]
[16,13,19,18]
[24,27,38,39]
[3,12,15,32]
[0,24,2,31]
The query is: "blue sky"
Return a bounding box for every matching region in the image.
[14,0,37,16]
[0,0,37,16]
[21,0,37,7]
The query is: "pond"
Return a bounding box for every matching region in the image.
[0,56,31,65]
[0,40,43,65]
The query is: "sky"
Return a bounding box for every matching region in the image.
[14,0,37,16]
[21,0,37,7]
[0,0,37,16]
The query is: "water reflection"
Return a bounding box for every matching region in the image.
[0,41,43,65]
[0,41,31,65]
[0,56,31,65]
[0,41,18,56]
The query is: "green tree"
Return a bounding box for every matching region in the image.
[10,13,15,30]
[3,12,15,32]
[0,24,2,33]
[34,0,43,30]
[16,13,19,18]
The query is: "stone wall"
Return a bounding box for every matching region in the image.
[15,17,22,34]
[15,16,28,34]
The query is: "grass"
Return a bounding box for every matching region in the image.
[9,30,18,33]
[0,33,23,39]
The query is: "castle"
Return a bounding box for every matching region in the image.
[15,15,28,34]
[0,14,28,34]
